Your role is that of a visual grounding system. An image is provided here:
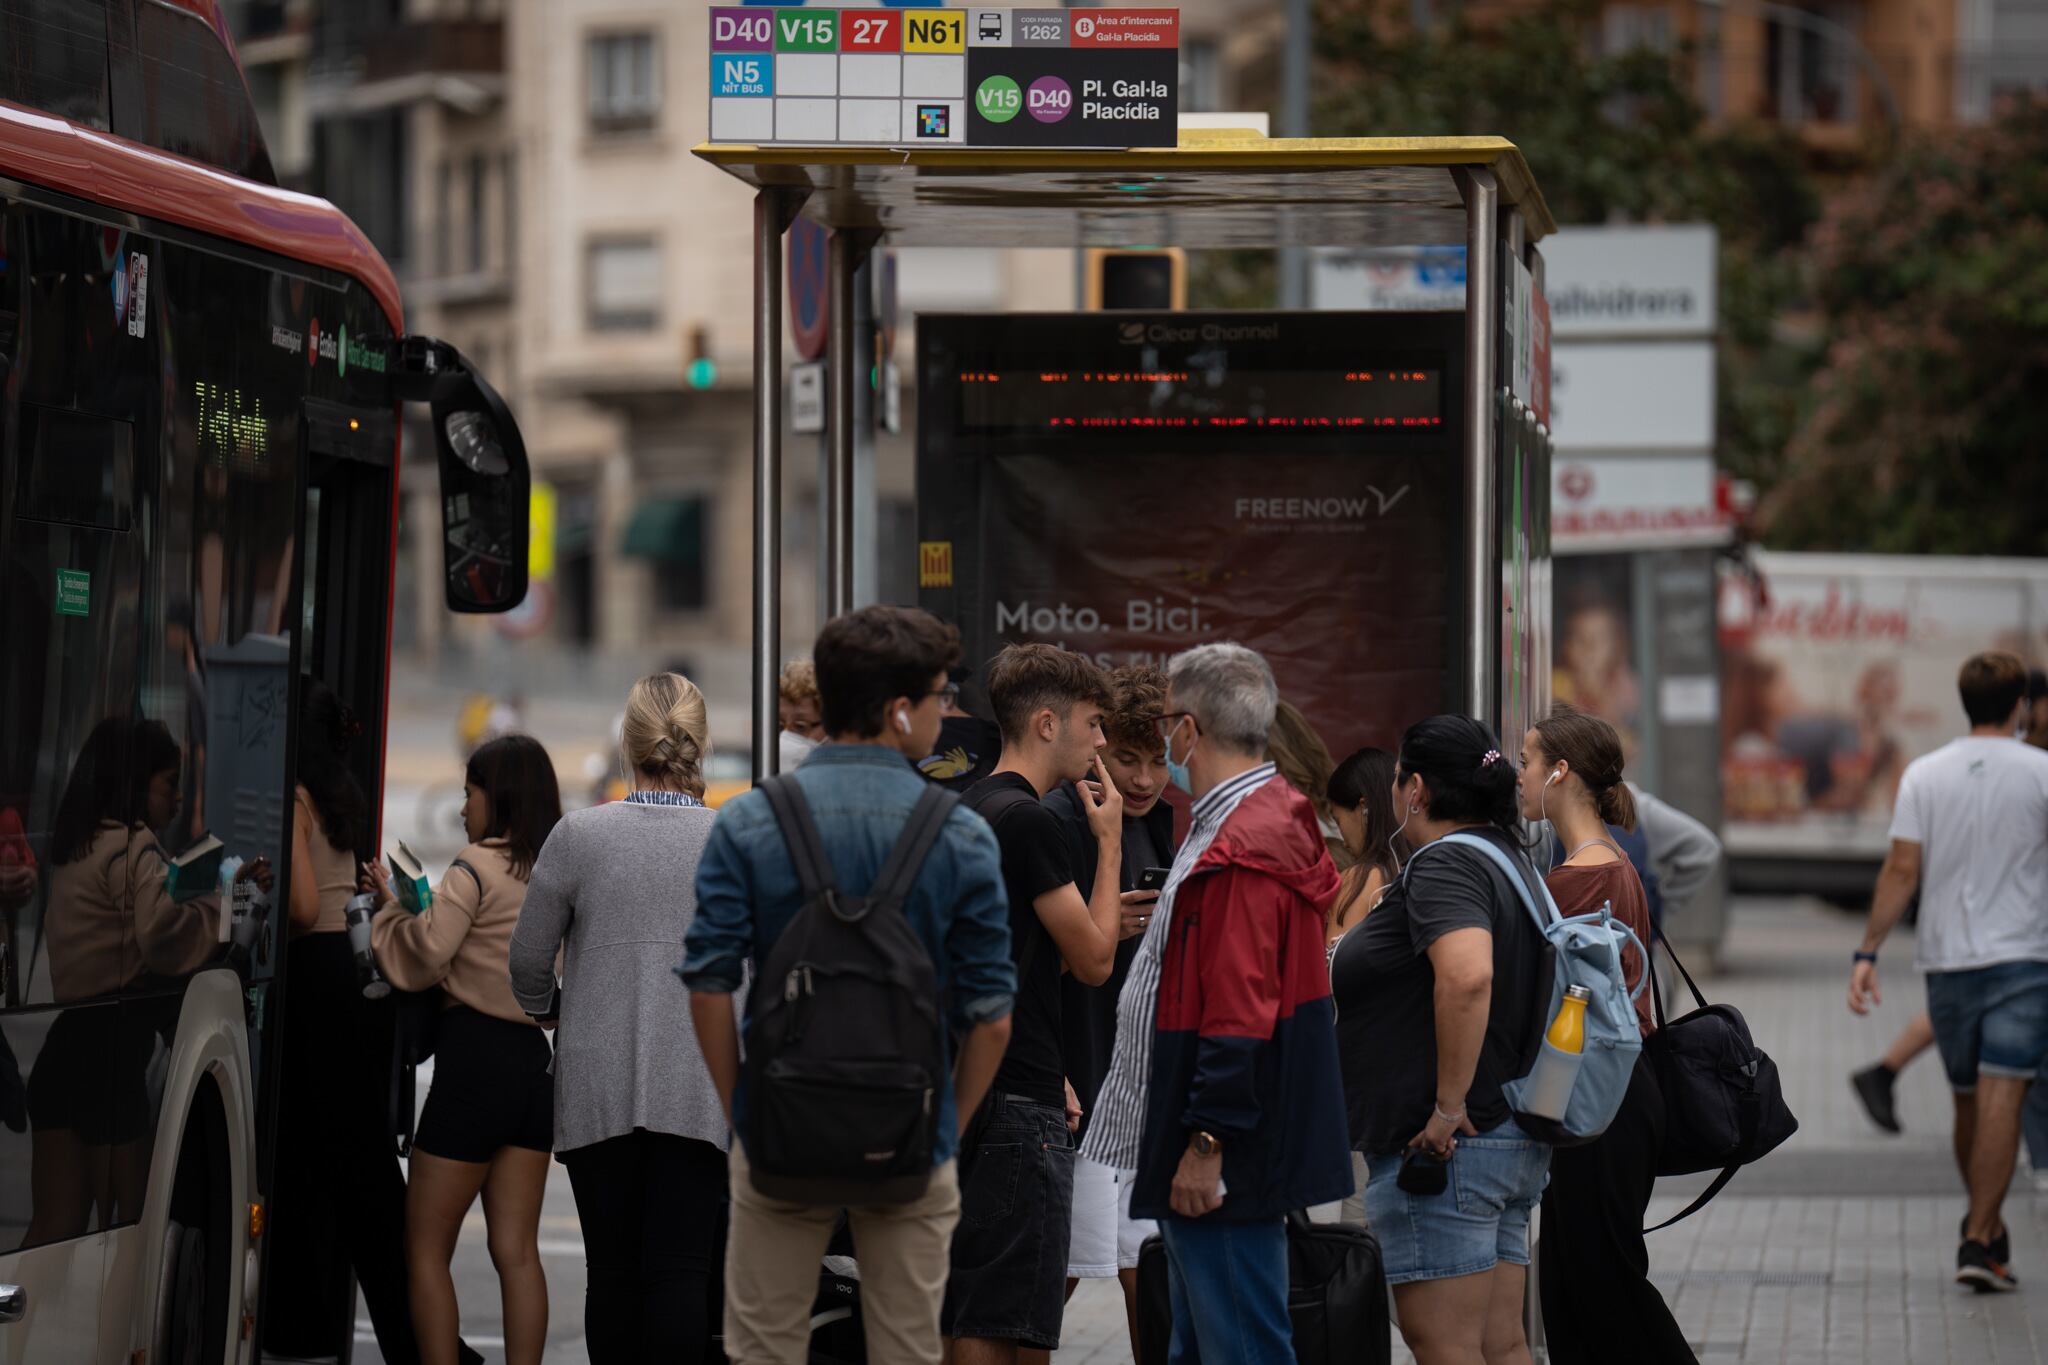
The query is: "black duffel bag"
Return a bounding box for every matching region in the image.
[1136,1210,1390,1365]
[1643,935,1799,1231]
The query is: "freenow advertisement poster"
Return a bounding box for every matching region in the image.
[917,312,1467,762]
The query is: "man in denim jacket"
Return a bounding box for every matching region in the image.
[684,606,1016,1365]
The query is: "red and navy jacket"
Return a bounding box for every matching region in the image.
[1130,772,1355,1221]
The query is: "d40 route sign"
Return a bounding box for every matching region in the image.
[707,7,1179,149]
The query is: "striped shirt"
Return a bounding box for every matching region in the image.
[1079,763,1279,1173]
[625,789,706,807]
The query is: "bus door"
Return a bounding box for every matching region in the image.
[299,399,396,807]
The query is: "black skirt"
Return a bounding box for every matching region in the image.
[411,1004,553,1163]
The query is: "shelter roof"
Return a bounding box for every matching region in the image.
[693,131,1555,248]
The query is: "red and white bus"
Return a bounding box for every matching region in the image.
[0,2,528,1360]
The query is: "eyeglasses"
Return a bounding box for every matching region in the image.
[1151,711,1194,742]
[923,683,961,707]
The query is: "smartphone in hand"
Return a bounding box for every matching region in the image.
[1136,866,1172,893]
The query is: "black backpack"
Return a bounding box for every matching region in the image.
[1642,934,1799,1230]
[743,777,956,1206]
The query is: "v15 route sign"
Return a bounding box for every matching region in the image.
[708,8,1179,149]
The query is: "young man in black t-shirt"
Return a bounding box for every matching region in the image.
[1044,664,1175,1359]
[950,645,1127,1363]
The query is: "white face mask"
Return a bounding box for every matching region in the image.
[779,729,819,771]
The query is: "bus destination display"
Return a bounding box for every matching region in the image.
[954,365,1444,434]
[707,8,1179,148]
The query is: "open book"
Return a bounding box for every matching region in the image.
[387,841,434,914]
[165,834,224,903]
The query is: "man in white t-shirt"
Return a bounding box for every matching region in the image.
[1848,651,2048,1293]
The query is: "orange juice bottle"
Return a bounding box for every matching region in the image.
[1523,986,1591,1120]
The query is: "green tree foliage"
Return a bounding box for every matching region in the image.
[1762,98,2048,554]
[1312,0,1819,526]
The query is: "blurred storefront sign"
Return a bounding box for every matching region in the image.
[1537,224,1716,339]
[1550,341,1714,451]
[1552,453,1722,553]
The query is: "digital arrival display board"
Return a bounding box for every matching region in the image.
[917,312,1470,764]
[707,7,1179,148]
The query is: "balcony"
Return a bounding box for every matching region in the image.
[307,17,505,117]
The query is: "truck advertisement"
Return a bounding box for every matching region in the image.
[1720,552,2048,881]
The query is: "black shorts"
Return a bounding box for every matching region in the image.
[26,1002,154,1146]
[412,1006,553,1163]
[940,1093,1076,1350]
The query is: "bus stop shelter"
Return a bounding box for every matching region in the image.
[692,132,1558,778]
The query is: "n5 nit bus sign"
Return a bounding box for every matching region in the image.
[708,7,1178,148]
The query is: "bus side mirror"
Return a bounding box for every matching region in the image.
[394,338,530,614]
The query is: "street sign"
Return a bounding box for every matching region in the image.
[788,217,829,360]
[791,360,826,432]
[1309,246,1466,311]
[1540,224,1716,338]
[1550,341,1714,450]
[707,8,1179,148]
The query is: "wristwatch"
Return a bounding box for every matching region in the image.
[1191,1130,1223,1157]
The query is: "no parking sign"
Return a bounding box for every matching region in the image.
[788,216,829,361]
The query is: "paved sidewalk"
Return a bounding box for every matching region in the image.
[1055,898,2048,1364]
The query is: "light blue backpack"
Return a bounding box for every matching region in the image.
[1428,832,1646,1146]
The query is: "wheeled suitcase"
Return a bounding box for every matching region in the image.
[1135,1212,1391,1365]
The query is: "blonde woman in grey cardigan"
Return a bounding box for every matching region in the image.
[509,673,732,1364]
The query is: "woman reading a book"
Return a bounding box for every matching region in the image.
[31,716,262,1244]
[365,733,562,1365]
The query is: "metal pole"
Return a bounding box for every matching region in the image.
[825,229,876,621]
[850,255,878,607]
[753,187,804,782]
[1457,167,1499,724]
[1278,0,1312,308]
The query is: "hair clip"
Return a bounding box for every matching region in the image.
[1479,749,1502,769]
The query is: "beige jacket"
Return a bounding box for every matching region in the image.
[371,838,535,1025]
[46,823,219,1001]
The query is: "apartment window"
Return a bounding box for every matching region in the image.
[588,32,660,134]
[1180,39,1222,113]
[1602,5,1674,55]
[467,151,487,273]
[586,238,661,331]
[436,157,453,275]
[1765,3,1861,125]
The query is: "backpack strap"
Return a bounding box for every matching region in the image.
[758,775,840,907]
[1430,833,1650,1001]
[867,786,959,919]
[449,857,483,898]
[1432,832,1559,933]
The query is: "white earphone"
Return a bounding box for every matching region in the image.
[896,708,911,735]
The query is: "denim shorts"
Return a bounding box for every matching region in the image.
[1927,961,2048,1091]
[940,1094,1076,1348]
[1364,1120,1551,1285]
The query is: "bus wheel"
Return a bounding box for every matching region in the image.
[154,1080,231,1365]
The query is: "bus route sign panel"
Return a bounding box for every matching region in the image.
[54,568,90,617]
[707,8,1178,149]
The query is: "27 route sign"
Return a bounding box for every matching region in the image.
[708,7,1178,149]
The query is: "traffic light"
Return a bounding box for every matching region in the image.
[1084,248,1186,310]
[684,324,717,390]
